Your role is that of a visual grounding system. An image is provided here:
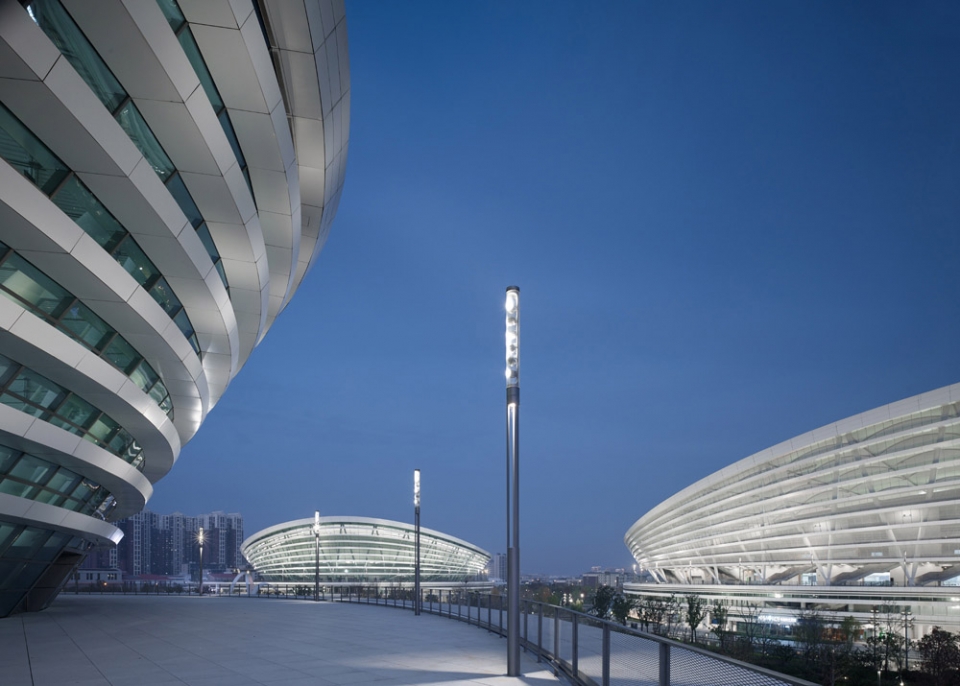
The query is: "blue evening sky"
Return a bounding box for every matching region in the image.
[150,1,960,575]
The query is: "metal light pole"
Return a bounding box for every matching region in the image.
[197,527,204,596]
[504,286,521,676]
[314,511,321,602]
[414,469,421,616]
[902,609,912,673]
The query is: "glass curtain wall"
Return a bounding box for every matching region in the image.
[0,520,73,617]
[23,0,230,293]
[0,241,174,419]
[0,353,145,470]
[157,0,256,201]
[0,443,113,519]
[0,102,201,356]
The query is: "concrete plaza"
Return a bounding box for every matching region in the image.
[0,595,559,686]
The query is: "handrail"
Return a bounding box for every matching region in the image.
[337,589,819,686]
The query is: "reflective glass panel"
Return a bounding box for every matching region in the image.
[51,176,126,252]
[148,278,179,316]
[178,29,224,111]
[9,369,64,409]
[116,101,174,181]
[28,0,126,113]
[59,303,113,351]
[112,237,159,288]
[0,104,69,195]
[55,394,98,429]
[103,337,140,375]
[0,252,72,318]
[165,173,204,229]
[155,0,186,31]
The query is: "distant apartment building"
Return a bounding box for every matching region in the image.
[82,510,243,578]
[490,553,508,582]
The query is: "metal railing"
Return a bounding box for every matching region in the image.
[339,590,818,686]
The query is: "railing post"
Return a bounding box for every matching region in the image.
[523,601,528,652]
[659,642,670,686]
[488,595,492,630]
[554,609,559,661]
[499,594,504,635]
[572,613,579,678]
[602,623,610,686]
[537,603,543,663]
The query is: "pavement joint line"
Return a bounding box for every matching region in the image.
[21,616,35,686]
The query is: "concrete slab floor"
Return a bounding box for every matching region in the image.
[0,595,559,686]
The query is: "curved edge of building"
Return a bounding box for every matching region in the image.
[241,516,491,583]
[624,381,960,636]
[0,0,348,617]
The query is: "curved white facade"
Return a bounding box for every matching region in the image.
[624,383,960,633]
[242,517,491,583]
[0,0,348,617]
[626,383,960,585]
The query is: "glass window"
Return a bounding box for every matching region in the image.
[27,0,127,113]
[0,480,38,499]
[157,392,174,416]
[103,337,140,375]
[6,527,51,559]
[177,29,224,112]
[0,447,19,474]
[51,176,126,252]
[148,278,179,316]
[86,415,118,446]
[0,394,44,418]
[165,173,204,229]
[54,394,98,429]
[115,101,174,181]
[128,360,159,394]
[45,469,80,495]
[219,110,245,166]
[155,0,186,32]
[0,105,70,195]
[195,223,219,262]
[0,522,20,554]
[0,253,73,318]
[9,455,53,485]
[33,532,68,562]
[107,427,134,456]
[59,303,113,351]
[112,237,160,288]
[7,561,46,590]
[8,369,64,409]
[148,379,168,405]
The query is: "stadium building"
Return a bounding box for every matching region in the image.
[624,383,960,637]
[241,516,491,586]
[0,0,348,616]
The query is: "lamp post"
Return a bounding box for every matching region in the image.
[197,527,204,596]
[314,511,321,602]
[504,286,521,676]
[902,609,912,673]
[414,469,421,616]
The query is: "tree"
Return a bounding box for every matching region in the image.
[917,627,960,686]
[662,593,682,639]
[710,601,729,652]
[611,594,634,625]
[684,593,708,643]
[591,585,617,619]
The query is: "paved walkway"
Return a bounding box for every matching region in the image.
[0,595,559,686]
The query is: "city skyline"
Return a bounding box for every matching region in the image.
[149,1,960,575]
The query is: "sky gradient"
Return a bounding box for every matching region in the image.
[150,1,960,575]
